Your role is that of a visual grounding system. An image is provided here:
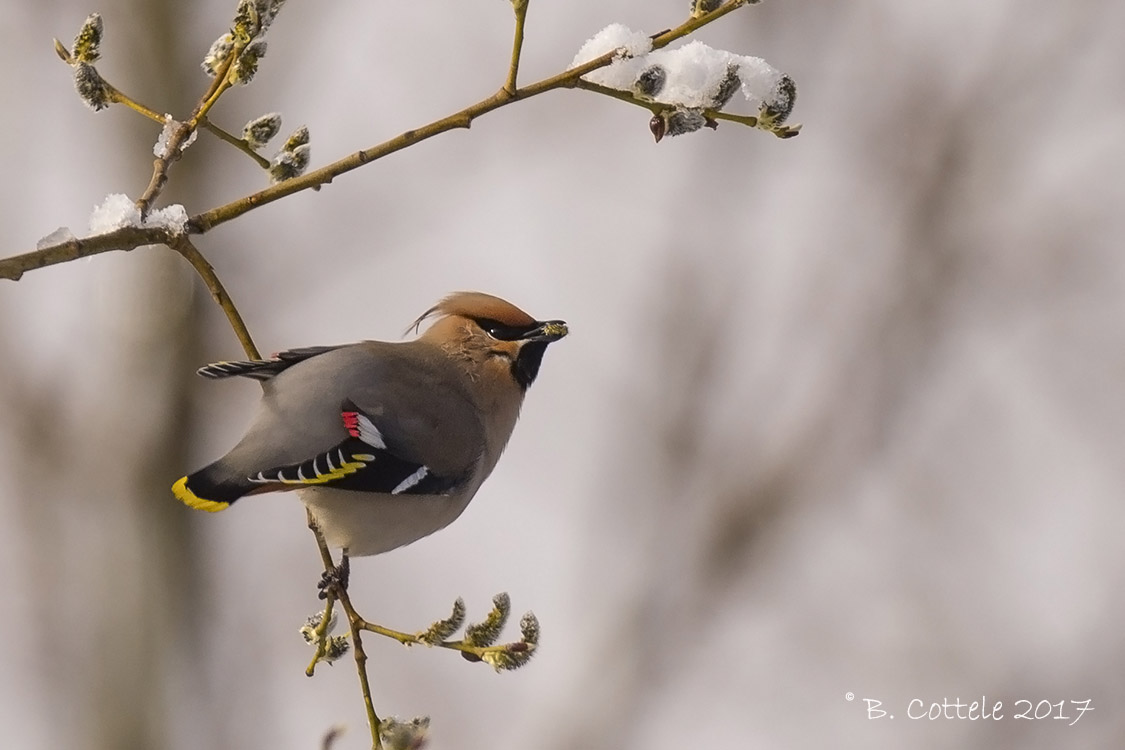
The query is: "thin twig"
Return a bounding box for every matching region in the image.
[714,111,765,129]
[136,46,239,220]
[105,84,168,124]
[305,511,340,676]
[304,596,337,676]
[574,68,807,139]
[575,79,663,114]
[504,0,530,96]
[354,617,533,662]
[58,47,273,167]
[168,236,261,360]
[0,225,172,281]
[136,120,194,221]
[200,118,272,169]
[306,511,383,750]
[335,578,383,749]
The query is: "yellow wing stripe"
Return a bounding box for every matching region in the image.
[250,452,372,486]
[172,476,231,513]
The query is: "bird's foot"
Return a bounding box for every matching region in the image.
[317,552,350,600]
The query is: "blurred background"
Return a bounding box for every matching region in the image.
[2,1,1124,748]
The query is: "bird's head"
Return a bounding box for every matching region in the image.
[411,292,567,390]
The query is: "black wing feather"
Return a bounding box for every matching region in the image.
[247,437,460,496]
[197,345,345,380]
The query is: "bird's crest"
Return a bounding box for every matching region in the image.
[407,291,536,335]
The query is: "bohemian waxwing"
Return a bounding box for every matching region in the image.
[172,292,567,557]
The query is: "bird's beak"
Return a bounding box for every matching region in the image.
[526,320,568,342]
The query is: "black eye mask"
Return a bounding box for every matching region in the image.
[474,318,539,341]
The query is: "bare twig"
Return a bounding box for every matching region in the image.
[306,511,383,750]
[355,617,535,663]
[135,45,239,220]
[200,118,273,169]
[0,225,173,281]
[336,590,383,750]
[304,595,337,676]
[504,0,530,96]
[105,83,168,124]
[168,236,261,359]
[575,79,785,131]
[575,79,665,115]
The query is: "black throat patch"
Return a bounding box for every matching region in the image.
[513,341,548,390]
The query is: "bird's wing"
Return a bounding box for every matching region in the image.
[245,400,463,496]
[197,345,346,381]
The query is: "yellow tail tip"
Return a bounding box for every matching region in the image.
[172,476,230,513]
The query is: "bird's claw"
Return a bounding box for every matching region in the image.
[317,553,350,599]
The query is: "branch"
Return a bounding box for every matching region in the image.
[305,513,383,749]
[0,226,173,281]
[504,0,530,95]
[200,118,273,169]
[335,591,383,750]
[2,1,756,276]
[135,48,238,220]
[576,79,787,133]
[105,82,167,124]
[168,236,261,359]
[355,617,536,665]
[188,2,752,233]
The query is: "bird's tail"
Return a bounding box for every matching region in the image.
[172,463,253,513]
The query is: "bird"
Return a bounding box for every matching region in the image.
[172,291,567,558]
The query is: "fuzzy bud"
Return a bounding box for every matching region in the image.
[300,609,338,644]
[690,0,723,18]
[760,74,797,125]
[233,0,261,41]
[242,112,282,148]
[201,33,233,77]
[649,107,707,142]
[519,611,540,646]
[72,14,103,64]
[634,64,667,101]
[281,125,309,151]
[710,63,741,110]
[74,63,110,111]
[322,635,350,663]
[230,40,266,85]
[269,143,310,183]
[379,717,430,750]
[481,641,536,672]
[254,0,286,35]
[463,592,510,648]
[418,598,466,646]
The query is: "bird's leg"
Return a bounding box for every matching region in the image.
[338,551,351,590]
[317,550,351,599]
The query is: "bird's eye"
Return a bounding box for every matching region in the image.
[476,318,524,341]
